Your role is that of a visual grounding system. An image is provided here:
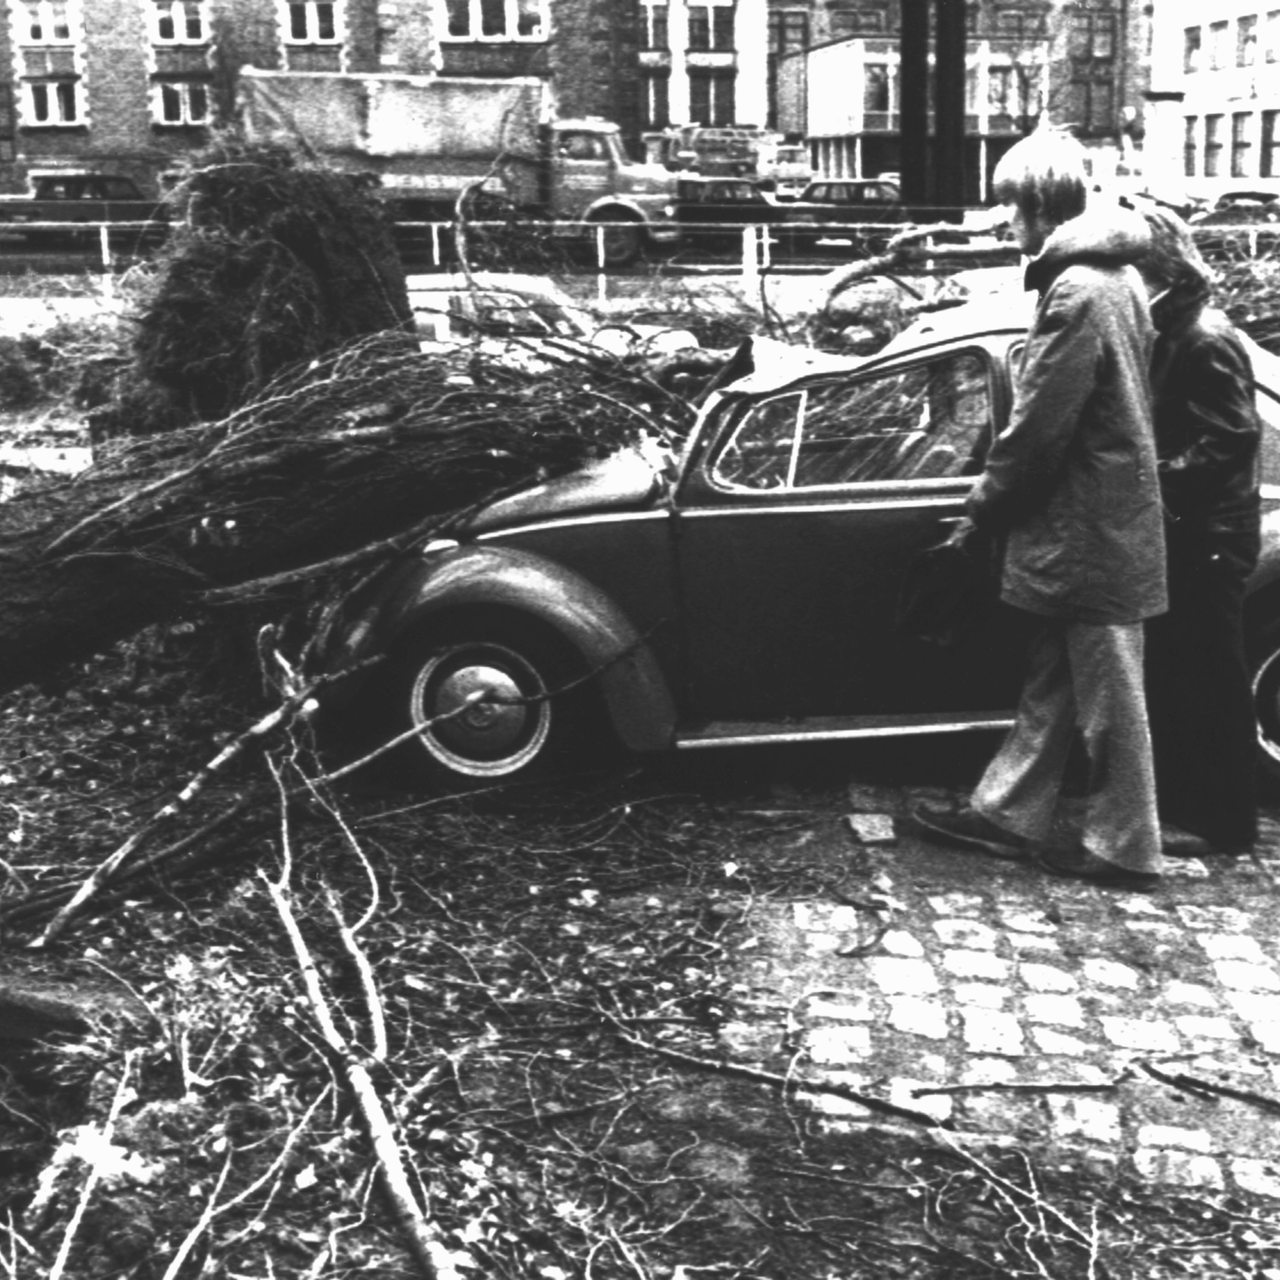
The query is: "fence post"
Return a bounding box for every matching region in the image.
[430,223,441,268]
[596,224,607,304]
[99,225,115,299]
[741,225,759,290]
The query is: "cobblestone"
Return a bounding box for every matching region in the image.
[713,792,1280,1200]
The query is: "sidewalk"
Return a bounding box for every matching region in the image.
[715,780,1280,1200]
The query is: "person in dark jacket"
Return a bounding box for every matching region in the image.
[915,128,1167,890]
[1138,207,1261,857]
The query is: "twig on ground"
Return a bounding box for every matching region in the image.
[261,756,461,1280]
[47,1049,138,1280]
[608,1015,948,1129]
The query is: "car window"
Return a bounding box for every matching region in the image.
[101,178,139,199]
[712,351,993,490]
[473,291,556,337]
[559,133,606,161]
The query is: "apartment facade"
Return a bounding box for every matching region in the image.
[1146,0,1280,200]
[775,1,1149,196]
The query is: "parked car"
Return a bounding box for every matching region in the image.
[0,173,166,250]
[1191,190,1280,226]
[673,176,780,248]
[781,178,907,251]
[313,296,1280,786]
[407,272,699,368]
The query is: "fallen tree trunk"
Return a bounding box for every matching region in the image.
[0,335,697,697]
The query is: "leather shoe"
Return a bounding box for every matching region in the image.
[912,804,1031,861]
[1037,844,1160,892]
[1161,823,1249,858]
[1160,824,1212,858]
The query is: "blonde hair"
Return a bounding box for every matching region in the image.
[992,128,1088,228]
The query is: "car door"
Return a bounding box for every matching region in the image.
[673,345,1026,723]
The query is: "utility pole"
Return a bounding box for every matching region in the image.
[934,0,967,208]
[898,0,968,207]
[899,0,929,205]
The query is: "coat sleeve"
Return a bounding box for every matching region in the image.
[966,276,1101,530]
[1157,325,1259,511]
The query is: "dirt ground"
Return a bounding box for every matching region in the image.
[0,271,1277,1279]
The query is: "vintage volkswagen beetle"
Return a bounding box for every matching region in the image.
[317,298,1280,786]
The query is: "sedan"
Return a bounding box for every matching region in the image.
[316,296,1280,787]
[673,177,781,249]
[781,178,907,251]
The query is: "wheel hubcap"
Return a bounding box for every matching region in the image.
[411,644,551,777]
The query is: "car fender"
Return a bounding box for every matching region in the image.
[340,543,677,752]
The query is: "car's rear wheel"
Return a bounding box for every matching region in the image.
[380,617,597,786]
[1251,619,1280,785]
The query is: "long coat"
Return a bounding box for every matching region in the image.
[967,207,1168,625]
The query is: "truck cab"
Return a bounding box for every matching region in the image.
[545,119,681,265]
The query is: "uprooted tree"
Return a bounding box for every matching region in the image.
[0,140,702,698]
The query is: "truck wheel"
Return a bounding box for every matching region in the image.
[377,616,602,786]
[584,215,642,267]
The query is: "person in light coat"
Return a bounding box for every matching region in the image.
[915,128,1167,890]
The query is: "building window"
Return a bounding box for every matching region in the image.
[1262,110,1279,176]
[864,62,891,114]
[641,1,667,51]
[1070,10,1115,60]
[831,7,887,36]
[1184,115,1198,176]
[1184,26,1201,72]
[285,2,338,42]
[688,1,734,52]
[155,79,209,124]
[153,2,204,42]
[18,2,72,43]
[444,0,546,40]
[1238,15,1258,66]
[1205,112,1223,175]
[642,72,669,128]
[994,7,1048,39]
[1232,111,1252,176]
[1072,77,1113,136]
[1208,20,1229,69]
[689,68,734,125]
[25,78,78,124]
[1267,11,1280,61]
[768,9,808,53]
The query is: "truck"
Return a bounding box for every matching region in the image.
[238,71,682,267]
[643,125,812,199]
[0,173,166,251]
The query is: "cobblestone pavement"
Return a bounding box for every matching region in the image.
[712,776,1280,1201]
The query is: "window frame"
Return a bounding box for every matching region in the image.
[1205,112,1224,176]
[152,0,205,44]
[24,77,80,125]
[153,78,210,126]
[443,0,549,42]
[688,0,735,53]
[1238,14,1258,67]
[1184,25,1202,72]
[282,0,340,45]
[708,351,996,495]
[1232,111,1252,178]
[17,1,74,45]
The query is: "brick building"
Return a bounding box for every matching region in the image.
[0,2,1152,198]
[0,1,785,194]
